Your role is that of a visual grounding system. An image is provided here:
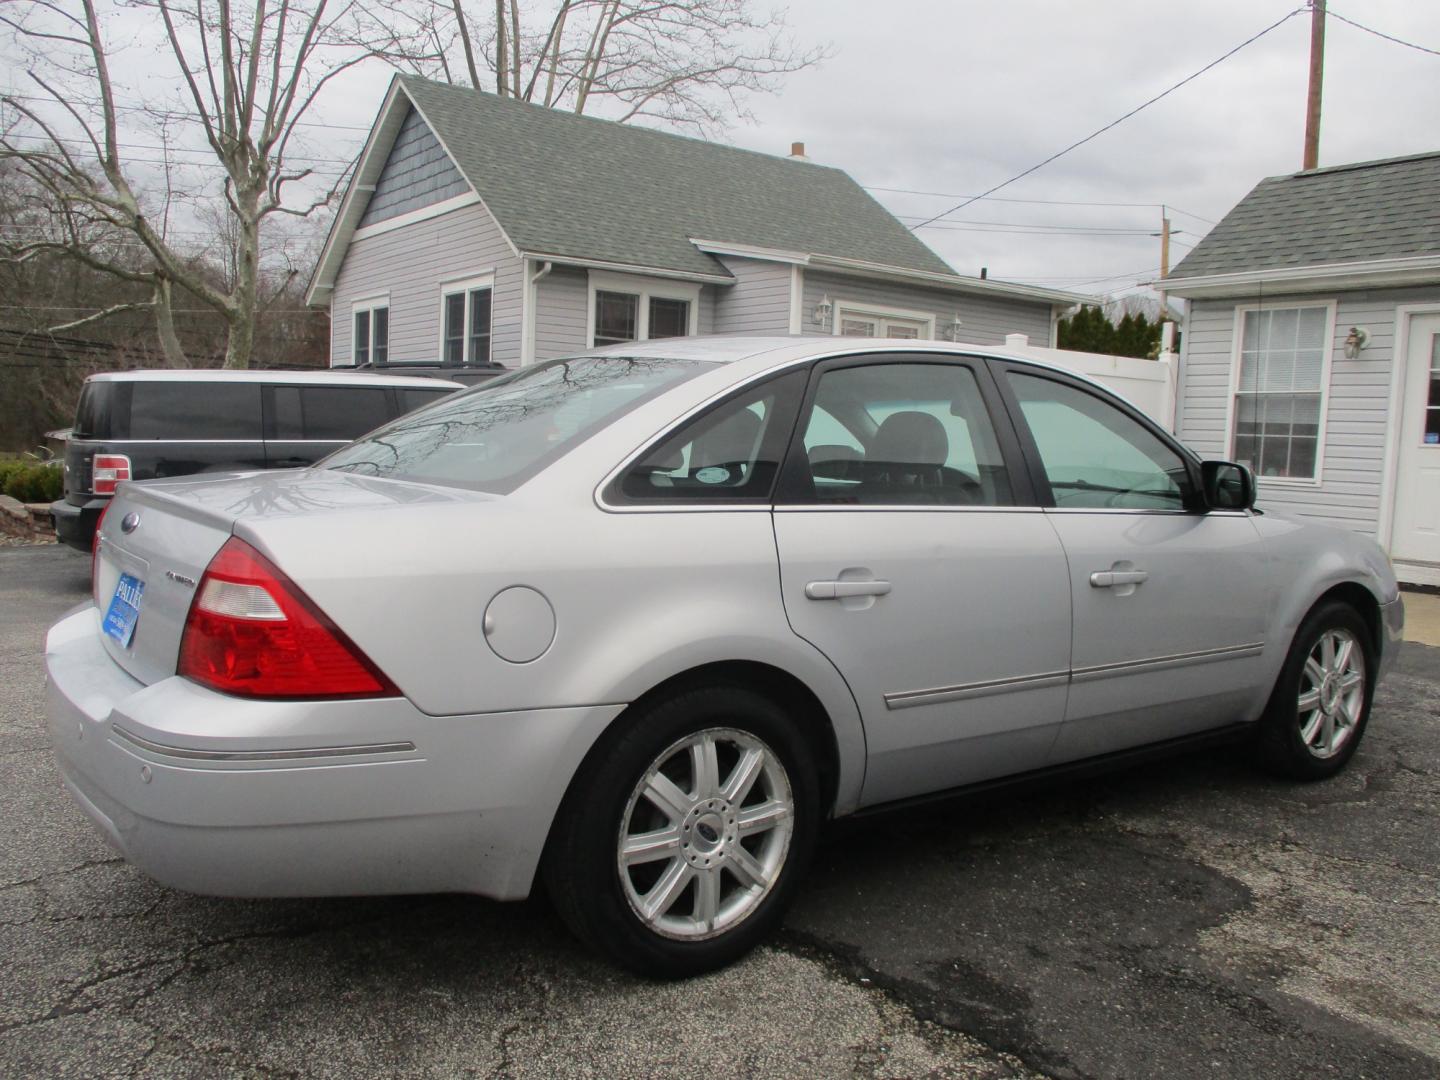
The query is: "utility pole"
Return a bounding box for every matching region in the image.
[1158,208,1172,324]
[1303,0,1326,170]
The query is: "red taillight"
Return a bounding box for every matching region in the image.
[92,454,131,495]
[177,537,399,699]
[91,501,111,597]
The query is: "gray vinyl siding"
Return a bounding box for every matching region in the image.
[533,267,589,361]
[712,257,793,334]
[1175,285,1440,537]
[330,201,523,366]
[800,270,1053,344]
[531,266,718,361]
[358,107,469,227]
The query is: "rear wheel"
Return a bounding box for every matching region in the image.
[544,685,819,977]
[1257,601,1374,780]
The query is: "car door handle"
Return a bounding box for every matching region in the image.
[1089,570,1149,588]
[805,579,893,600]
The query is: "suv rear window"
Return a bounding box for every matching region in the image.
[128,383,262,440]
[72,382,116,439]
[322,356,713,493]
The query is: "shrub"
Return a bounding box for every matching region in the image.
[0,458,27,492]
[2,463,63,504]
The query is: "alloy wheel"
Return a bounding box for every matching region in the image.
[1296,627,1366,759]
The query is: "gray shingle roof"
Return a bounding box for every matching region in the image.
[1169,151,1440,280]
[398,76,955,279]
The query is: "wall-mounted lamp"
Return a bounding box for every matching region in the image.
[1343,326,1371,359]
[814,294,832,329]
[944,314,965,342]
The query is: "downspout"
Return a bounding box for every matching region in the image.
[521,259,554,366]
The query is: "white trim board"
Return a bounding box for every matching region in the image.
[350,194,482,242]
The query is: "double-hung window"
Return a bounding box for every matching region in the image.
[352,299,389,366]
[1232,305,1331,481]
[441,275,494,365]
[590,273,699,347]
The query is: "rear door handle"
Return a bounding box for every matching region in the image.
[805,579,893,600]
[1089,570,1149,588]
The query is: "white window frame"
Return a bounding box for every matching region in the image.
[1223,300,1337,487]
[587,271,701,347]
[437,272,496,365]
[831,301,936,340]
[350,295,390,366]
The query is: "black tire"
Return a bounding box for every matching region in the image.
[1256,600,1375,780]
[543,684,820,978]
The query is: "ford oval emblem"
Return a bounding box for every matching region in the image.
[120,512,140,534]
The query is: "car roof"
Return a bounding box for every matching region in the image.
[85,369,464,389]
[581,334,1127,400]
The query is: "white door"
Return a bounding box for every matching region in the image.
[1392,314,1440,566]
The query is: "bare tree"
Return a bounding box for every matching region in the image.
[0,0,370,368]
[354,0,828,135]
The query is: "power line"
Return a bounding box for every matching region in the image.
[0,90,375,133]
[908,6,1307,230]
[1328,8,1440,58]
[867,186,1218,225]
[892,214,1165,235]
[1,131,355,167]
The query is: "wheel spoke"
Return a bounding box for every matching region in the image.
[1321,632,1336,669]
[1337,695,1361,729]
[721,747,765,805]
[1297,688,1321,712]
[737,799,790,838]
[1303,658,1326,689]
[1319,709,1337,752]
[694,866,721,930]
[1339,671,1363,692]
[1333,637,1354,675]
[622,826,682,866]
[641,859,693,922]
[726,844,770,890]
[643,773,693,823]
[690,734,721,800]
[1300,710,1323,746]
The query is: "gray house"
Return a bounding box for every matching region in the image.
[1167,151,1440,587]
[306,75,1083,375]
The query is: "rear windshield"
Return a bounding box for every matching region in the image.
[321,356,713,493]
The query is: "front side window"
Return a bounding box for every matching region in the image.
[323,356,714,494]
[353,302,388,366]
[1007,372,1191,510]
[442,279,494,365]
[1233,306,1329,480]
[787,362,1012,506]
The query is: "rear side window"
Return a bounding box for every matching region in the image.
[128,383,262,440]
[272,387,392,441]
[322,356,713,494]
[72,382,116,439]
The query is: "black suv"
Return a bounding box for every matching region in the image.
[53,369,464,552]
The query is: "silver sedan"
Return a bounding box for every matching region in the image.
[45,337,1404,976]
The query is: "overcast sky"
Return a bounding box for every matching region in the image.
[8,0,1438,305]
[311,0,1440,301]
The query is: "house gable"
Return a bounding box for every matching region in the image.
[358,106,470,228]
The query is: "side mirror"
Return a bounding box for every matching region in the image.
[1201,460,1255,511]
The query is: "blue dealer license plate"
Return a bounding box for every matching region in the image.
[102,573,145,648]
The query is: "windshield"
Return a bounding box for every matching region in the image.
[321,355,715,493]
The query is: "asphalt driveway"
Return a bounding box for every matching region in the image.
[2,543,1437,1079]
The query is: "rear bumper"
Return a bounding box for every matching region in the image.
[51,497,106,553]
[44,606,622,901]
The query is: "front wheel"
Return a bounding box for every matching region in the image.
[543,686,819,977]
[1257,601,1374,780]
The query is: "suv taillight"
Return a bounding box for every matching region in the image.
[177,537,399,699]
[91,501,111,598]
[92,454,131,495]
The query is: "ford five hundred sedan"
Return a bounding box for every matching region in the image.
[45,336,1404,976]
